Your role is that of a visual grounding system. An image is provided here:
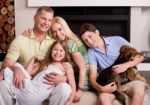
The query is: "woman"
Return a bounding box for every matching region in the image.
[50,16,90,102]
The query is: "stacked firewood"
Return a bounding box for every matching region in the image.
[0,0,15,53]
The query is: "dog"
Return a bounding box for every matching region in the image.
[97,45,148,105]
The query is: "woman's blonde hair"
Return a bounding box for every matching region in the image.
[50,16,81,45]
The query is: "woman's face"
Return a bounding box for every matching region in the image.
[51,23,66,41]
[51,43,66,62]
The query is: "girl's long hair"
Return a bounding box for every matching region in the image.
[39,40,70,71]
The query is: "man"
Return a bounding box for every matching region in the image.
[0,6,71,105]
[79,23,146,105]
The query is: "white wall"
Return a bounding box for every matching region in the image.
[15,0,150,51]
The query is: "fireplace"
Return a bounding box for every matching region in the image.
[53,7,130,41]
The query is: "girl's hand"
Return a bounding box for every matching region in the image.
[22,28,32,37]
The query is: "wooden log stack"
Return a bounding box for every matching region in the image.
[0,0,15,53]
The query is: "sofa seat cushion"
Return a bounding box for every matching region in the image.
[43,91,150,105]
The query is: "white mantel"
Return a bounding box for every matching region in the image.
[28,0,150,7]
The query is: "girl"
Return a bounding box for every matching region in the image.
[3,40,76,105]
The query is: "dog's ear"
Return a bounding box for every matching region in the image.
[120,45,130,53]
[123,46,139,61]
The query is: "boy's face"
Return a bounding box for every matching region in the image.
[81,31,98,48]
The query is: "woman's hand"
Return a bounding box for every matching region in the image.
[34,55,45,61]
[22,28,32,37]
[73,89,83,103]
[43,73,67,85]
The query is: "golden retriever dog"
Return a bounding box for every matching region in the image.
[97,45,148,105]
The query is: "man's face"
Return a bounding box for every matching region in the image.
[34,10,53,33]
[81,31,98,48]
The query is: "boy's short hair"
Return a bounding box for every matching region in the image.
[79,23,97,37]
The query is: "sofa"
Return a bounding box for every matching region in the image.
[43,91,150,105]
[0,62,149,105]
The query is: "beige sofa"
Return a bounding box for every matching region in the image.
[0,62,149,105]
[43,91,150,105]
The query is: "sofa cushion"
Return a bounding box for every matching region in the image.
[43,91,150,105]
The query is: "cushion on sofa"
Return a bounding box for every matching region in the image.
[43,91,150,105]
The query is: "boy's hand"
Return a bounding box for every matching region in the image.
[101,82,117,93]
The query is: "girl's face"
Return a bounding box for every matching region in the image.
[51,43,66,62]
[51,23,66,41]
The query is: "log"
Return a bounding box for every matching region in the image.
[11,26,15,32]
[0,22,4,28]
[0,15,7,23]
[7,5,14,11]
[1,7,7,15]
[7,36,14,43]
[5,1,11,7]
[0,43,7,51]
[0,28,2,34]
[8,29,14,36]
[0,0,3,3]
[8,10,14,17]
[1,31,7,43]
[4,23,11,31]
[0,0,15,53]
[7,16,15,24]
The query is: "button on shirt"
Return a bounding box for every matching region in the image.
[88,36,130,71]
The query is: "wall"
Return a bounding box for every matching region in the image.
[15,0,150,51]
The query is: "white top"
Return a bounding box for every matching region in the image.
[4,63,65,105]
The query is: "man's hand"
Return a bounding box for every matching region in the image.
[13,67,25,89]
[43,72,67,85]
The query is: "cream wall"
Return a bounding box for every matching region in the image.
[15,0,150,51]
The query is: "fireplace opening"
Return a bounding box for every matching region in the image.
[53,7,130,41]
